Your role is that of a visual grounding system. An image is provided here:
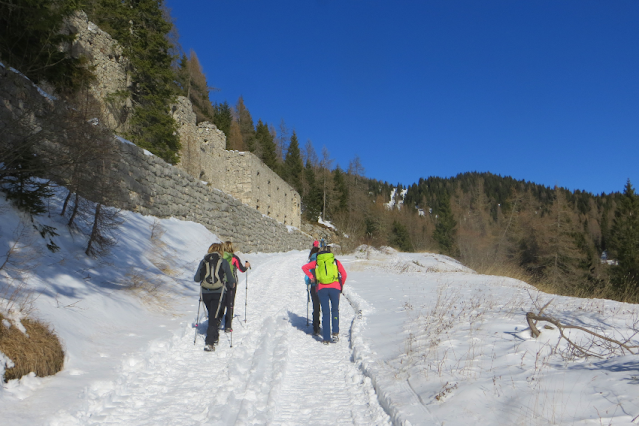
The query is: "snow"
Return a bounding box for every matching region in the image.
[115,136,153,156]
[318,217,336,229]
[7,66,57,101]
[2,191,639,425]
[385,187,408,210]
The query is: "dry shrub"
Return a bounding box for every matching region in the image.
[121,268,172,312]
[0,313,64,382]
[470,261,533,284]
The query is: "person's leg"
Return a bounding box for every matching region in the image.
[214,292,227,334]
[328,288,340,337]
[202,292,221,346]
[311,286,321,334]
[318,288,331,342]
[225,287,236,330]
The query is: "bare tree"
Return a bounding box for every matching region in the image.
[526,297,639,359]
[320,146,334,221]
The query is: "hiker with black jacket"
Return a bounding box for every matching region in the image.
[222,241,250,333]
[302,246,347,345]
[194,242,236,352]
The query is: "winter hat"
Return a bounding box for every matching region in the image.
[313,240,319,247]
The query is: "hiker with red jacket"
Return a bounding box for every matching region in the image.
[302,246,347,345]
[223,241,250,333]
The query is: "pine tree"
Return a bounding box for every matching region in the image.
[1,147,52,216]
[226,120,244,151]
[433,193,458,255]
[608,180,639,291]
[0,0,95,93]
[255,119,278,171]
[212,101,232,138]
[283,131,303,193]
[236,96,256,152]
[333,165,348,213]
[391,220,413,252]
[86,0,180,164]
[179,50,215,124]
[539,187,588,293]
[303,160,322,221]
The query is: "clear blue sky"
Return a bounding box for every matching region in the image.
[165,0,639,195]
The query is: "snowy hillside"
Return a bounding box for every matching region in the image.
[2,190,639,425]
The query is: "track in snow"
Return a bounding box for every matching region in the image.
[59,252,390,426]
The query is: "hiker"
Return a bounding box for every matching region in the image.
[223,241,250,333]
[302,246,347,345]
[305,245,321,335]
[194,242,236,352]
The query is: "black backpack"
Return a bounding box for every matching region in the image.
[201,253,226,290]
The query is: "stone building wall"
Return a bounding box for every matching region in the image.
[172,96,302,228]
[65,11,131,133]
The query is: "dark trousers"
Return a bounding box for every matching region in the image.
[310,285,320,333]
[202,291,226,345]
[225,285,236,330]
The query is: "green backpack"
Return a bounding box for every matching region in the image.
[315,252,339,284]
[223,251,237,279]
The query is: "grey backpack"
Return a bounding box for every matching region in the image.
[201,253,225,290]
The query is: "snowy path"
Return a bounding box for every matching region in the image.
[58,252,390,426]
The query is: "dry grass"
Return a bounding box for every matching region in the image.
[0,313,64,382]
[121,268,172,312]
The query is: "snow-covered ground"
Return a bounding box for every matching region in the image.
[2,190,639,425]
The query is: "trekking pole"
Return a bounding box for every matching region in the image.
[244,267,250,324]
[193,289,202,345]
[306,284,310,327]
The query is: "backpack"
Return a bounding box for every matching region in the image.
[223,251,238,279]
[315,252,339,284]
[305,253,317,286]
[201,253,225,290]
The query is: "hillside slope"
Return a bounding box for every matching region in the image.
[1,192,639,425]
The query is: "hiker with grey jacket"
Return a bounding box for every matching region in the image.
[194,242,236,352]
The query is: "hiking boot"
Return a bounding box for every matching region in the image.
[331,333,339,342]
[204,344,215,352]
[322,340,330,345]
[313,329,321,336]
[225,328,233,333]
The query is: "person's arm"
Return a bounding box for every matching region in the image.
[222,259,237,288]
[336,260,347,286]
[233,254,250,272]
[194,259,205,282]
[302,261,317,282]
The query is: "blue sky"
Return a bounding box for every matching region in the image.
[165,0,639,195]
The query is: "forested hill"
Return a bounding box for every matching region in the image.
[365,171,637,305]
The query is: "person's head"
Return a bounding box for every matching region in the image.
[309,246,320,257]
[313,240,319,248]
[207,242,223,255]
[324,245,332,253]
[224,241,235,253]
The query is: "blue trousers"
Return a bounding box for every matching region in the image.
[318,287,340,342]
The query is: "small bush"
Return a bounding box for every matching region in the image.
[0,313,64,382]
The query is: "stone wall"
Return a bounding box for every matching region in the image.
[111,140,312,252]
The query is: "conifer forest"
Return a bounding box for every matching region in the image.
[1,0,638,304]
